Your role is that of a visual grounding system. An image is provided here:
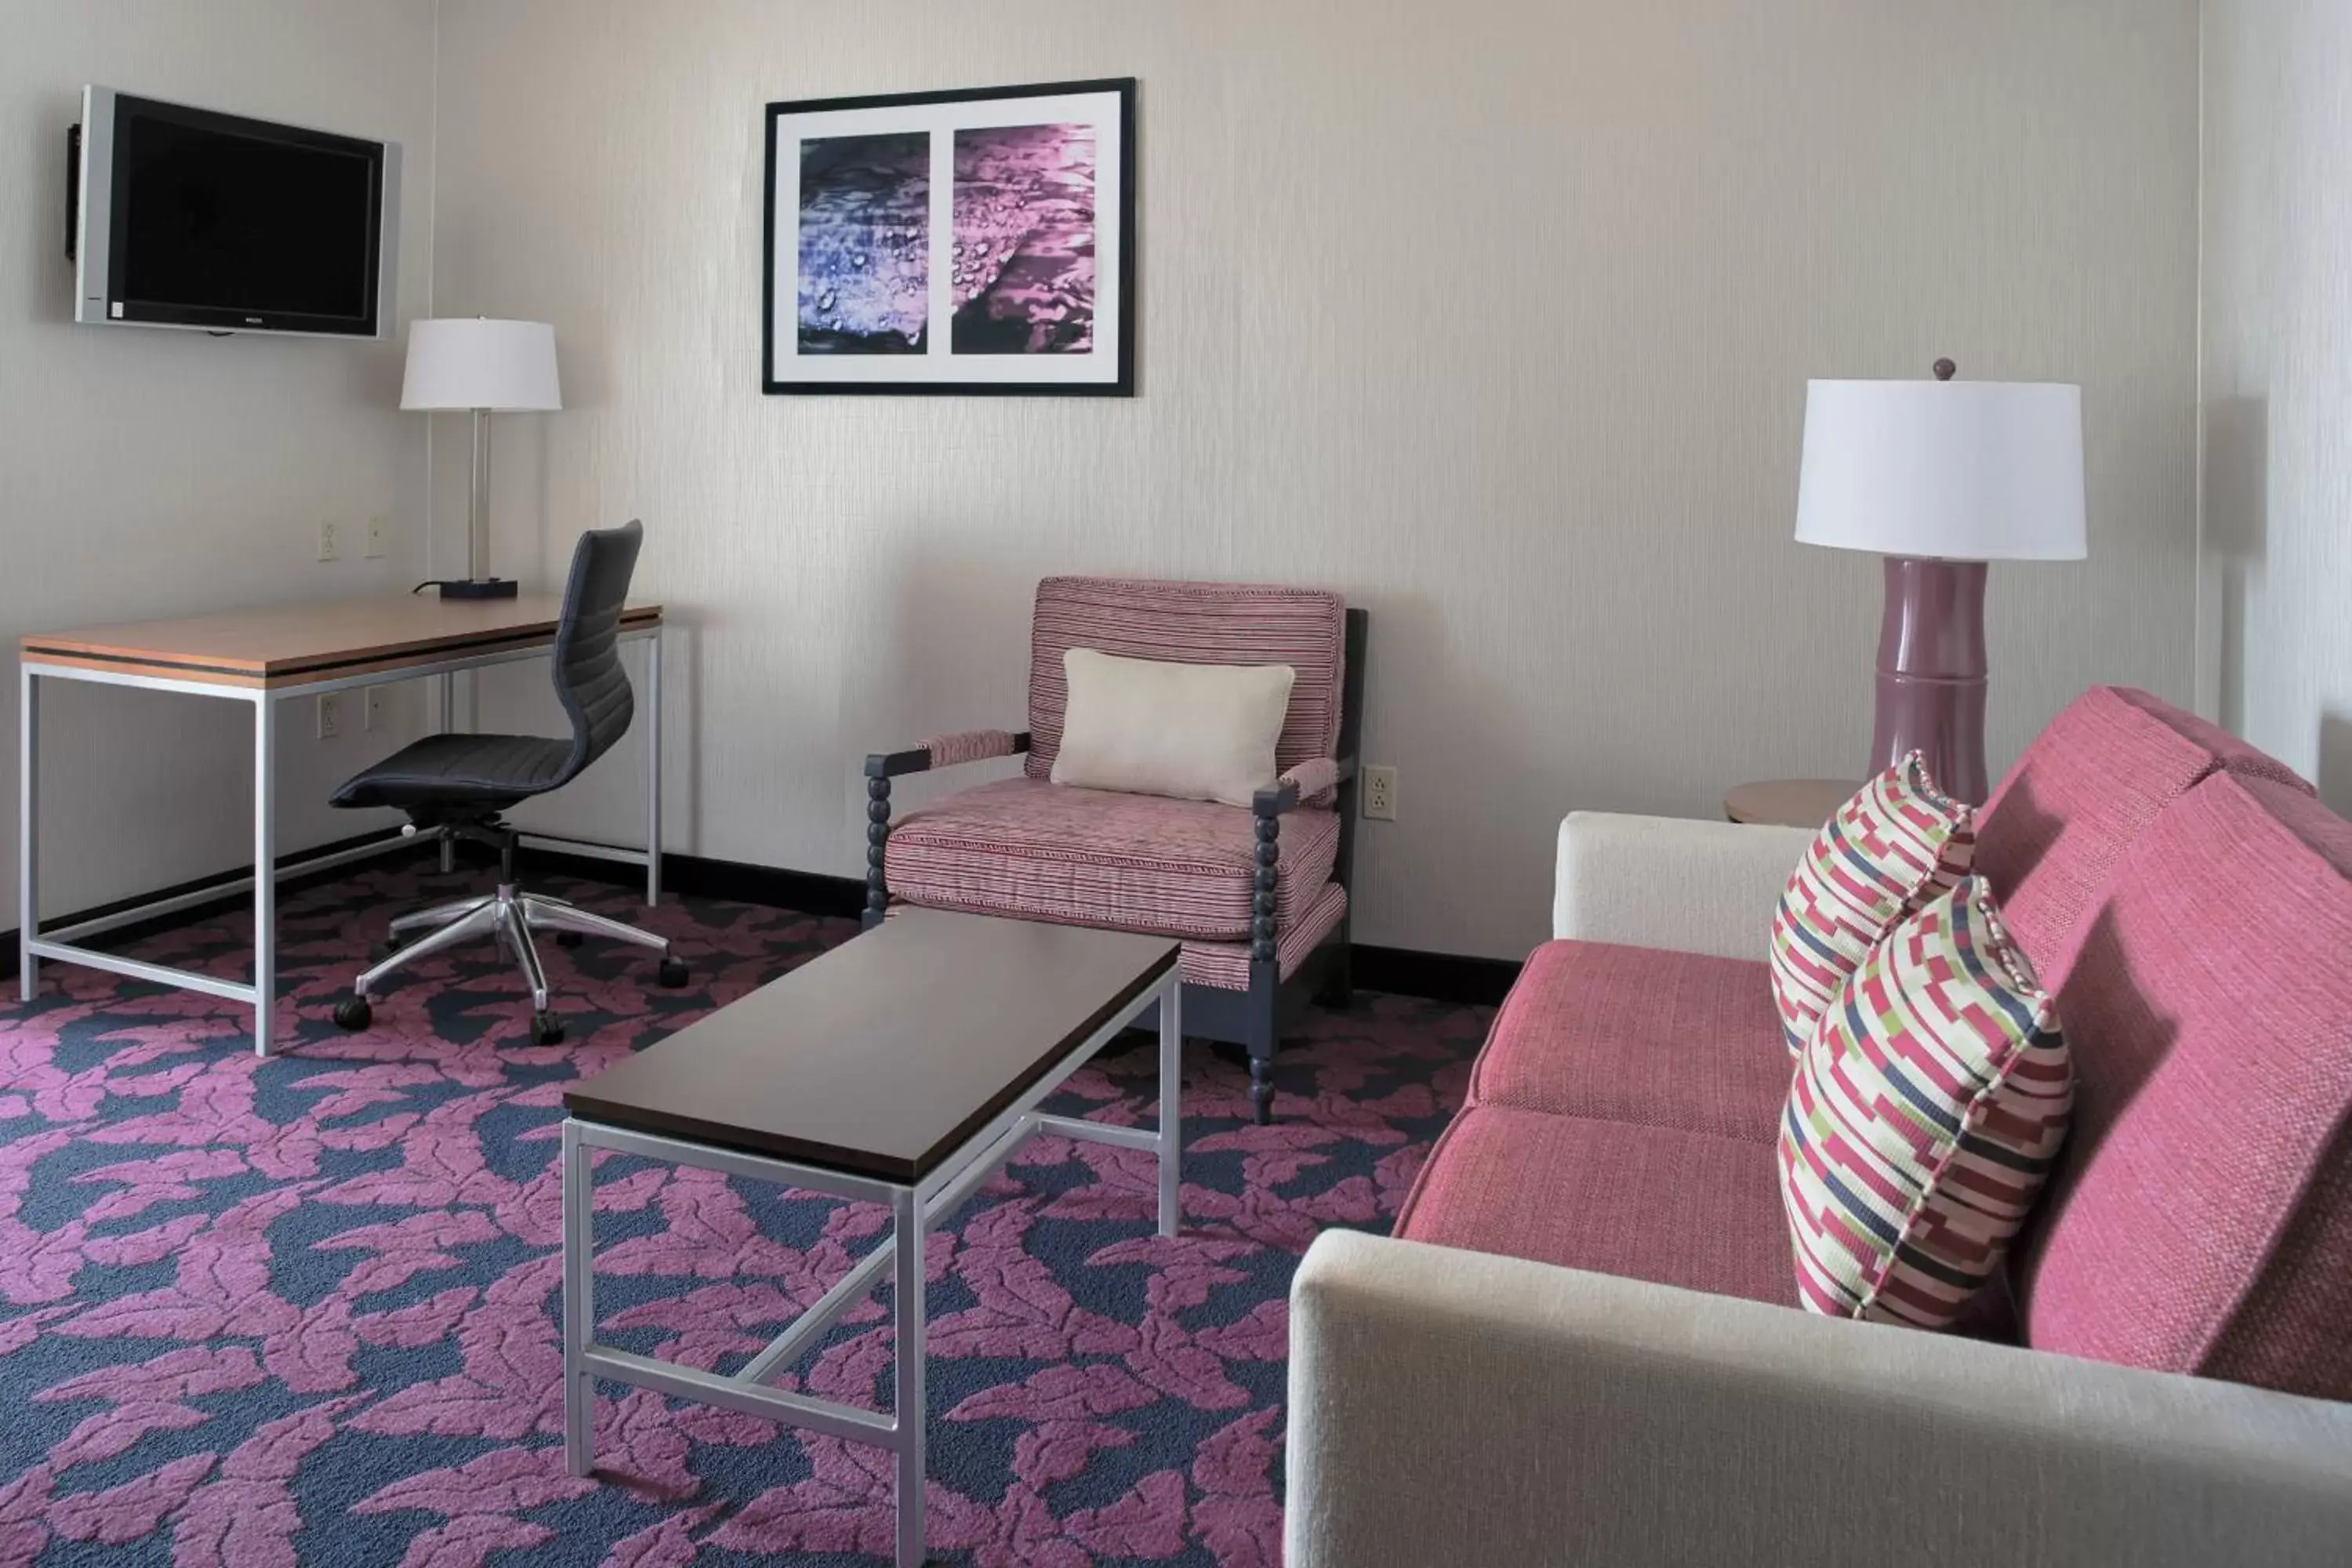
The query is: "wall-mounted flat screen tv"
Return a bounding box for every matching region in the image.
[73,85,399,339]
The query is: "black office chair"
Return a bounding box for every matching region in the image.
[328,519,685,1043]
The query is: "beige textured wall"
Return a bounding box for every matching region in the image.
[0,0,437,923]
[2201,0,2352,815]
[433,0,2201,960]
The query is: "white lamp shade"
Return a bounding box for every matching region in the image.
[1795,379,2086,561]
[400,318,562,412]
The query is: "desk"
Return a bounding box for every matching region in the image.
[19,593,664,1056]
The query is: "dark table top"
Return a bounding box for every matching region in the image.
[563,909,1179,1184]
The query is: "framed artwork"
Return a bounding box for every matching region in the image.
[762,78,1135,396]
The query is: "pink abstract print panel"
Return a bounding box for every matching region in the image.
[952,123,1097,354]
[1778,879,2073,1328]
[1768,753,1976,1056]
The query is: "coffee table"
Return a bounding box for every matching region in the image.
[557,908,1182,1568]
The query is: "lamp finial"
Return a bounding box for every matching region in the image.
[1933,358,1958,382]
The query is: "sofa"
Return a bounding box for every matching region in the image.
[1286,687,2352,1567]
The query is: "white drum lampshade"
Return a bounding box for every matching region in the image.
[1792,367,2088,804]
[1795,379,2085,561]
[401,318,561,412]
[401,318,561,597]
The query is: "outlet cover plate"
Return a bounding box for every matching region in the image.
[316,521,341,562]
[316,693,342,739]
[1363,764,1397,821]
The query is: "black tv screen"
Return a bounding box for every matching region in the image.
[93,93,390,336]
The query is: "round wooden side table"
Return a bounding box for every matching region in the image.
[1723,779,1860,829]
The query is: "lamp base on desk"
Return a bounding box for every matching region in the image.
[437,578,520,601]
[1871,556,1988,804]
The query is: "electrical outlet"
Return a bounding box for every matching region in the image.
[316,520,342,562]
[316,694,343,739]
[1362,764,1397,821]
[364,686,387,731]
[364,516,388,558]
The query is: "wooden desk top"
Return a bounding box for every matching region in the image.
[564,909,1179,1185]
[20,594,661,688]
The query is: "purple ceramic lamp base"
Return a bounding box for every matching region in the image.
[1871,556,1990,804]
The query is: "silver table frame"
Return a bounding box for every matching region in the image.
[17,624,663,1057]
[561,965,1181,1568]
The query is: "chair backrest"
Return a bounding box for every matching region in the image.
[1024,575,1348,782]
[550,518,644,783]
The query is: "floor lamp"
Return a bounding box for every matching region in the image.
[401,318,563,601]
[1795,361,2086,804]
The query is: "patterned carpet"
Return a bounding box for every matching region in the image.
[0,861,1485,1566]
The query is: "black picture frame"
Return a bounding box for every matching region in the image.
[762,78,1136,397]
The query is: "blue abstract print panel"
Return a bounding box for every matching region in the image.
[797,132,930,354]
[951,124,1096,354]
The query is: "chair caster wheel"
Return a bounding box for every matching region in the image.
[373,934,408,961]
[657,956,690,989]
[531,1011,566,1046]
[554,931,584,949]
[333,997,372,1031]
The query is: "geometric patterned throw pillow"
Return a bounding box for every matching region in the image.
[1767,751,1975,1056]
[1778,877,2074,1328]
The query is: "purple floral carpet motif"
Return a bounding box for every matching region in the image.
[0,862,1485,1566]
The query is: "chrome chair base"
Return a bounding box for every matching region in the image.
[333,884,686,1043]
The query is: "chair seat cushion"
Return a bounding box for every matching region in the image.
[1181,882,1347,991]
[329,731,572,812]
[1468,940,1791,1145]
[1395,1105,1795,1308]
[885,778,1340,942]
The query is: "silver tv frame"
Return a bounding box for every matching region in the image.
[74,85,401,340]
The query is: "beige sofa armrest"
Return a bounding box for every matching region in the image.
[1552,811,1810,958]
[1287,1231,2352,1568]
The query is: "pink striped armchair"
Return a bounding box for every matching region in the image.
[864,576,1367,1123]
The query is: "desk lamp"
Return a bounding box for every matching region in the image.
[401,318,562,600]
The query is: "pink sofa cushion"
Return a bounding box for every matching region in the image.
[2107,687,2318,796]
[1396,1105,1795,1307]
[1974,686,2307,982]
[2013,774,2352,1401]
[1025,577,1346,791]
[885,778,1339,942]
[1468,941,1789,1145]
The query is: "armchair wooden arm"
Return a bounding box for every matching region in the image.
[861,730,1033,928]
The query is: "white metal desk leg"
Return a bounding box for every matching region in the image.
[251,694,276,1058]
[1159,978,1182,1237]
[644,632,662,907]
[894,1185,926,1568]
[562,1120,596,1476]
[17,666,36,1003]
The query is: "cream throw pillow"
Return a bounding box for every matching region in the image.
[1051,648,1296,808]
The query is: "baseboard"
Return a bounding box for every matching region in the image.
[528,851,1524,1007]
[4,835,1518,1007]
[514,842,867,920]
[0,826,417,982]
[1350,944,1523,1007]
